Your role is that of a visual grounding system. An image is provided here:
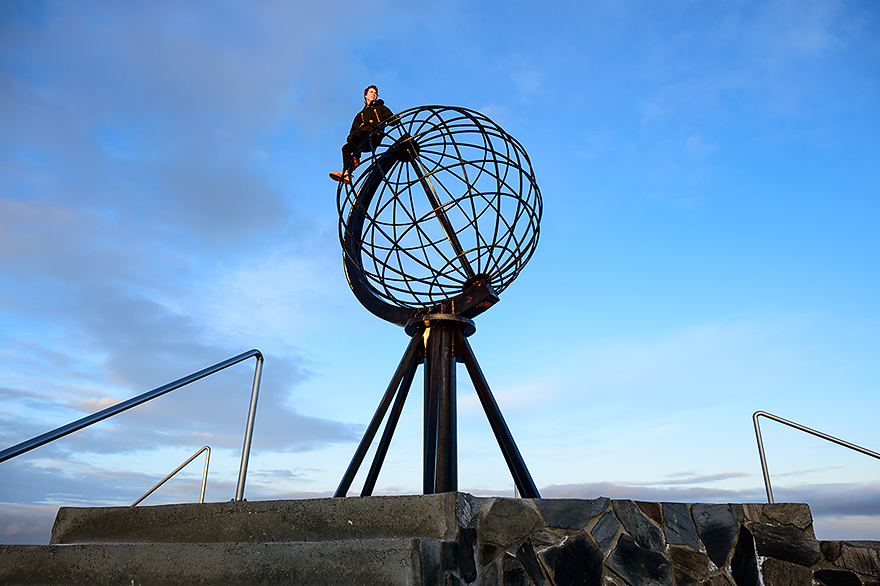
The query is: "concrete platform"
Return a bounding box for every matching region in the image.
[0,539,433,586]
[50,492,463,545]
[2,493,878,585]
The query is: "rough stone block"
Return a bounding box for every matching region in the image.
[540,533,602,586]
[835,541,880,576]
[612,500,664,553]
[606,534,671,586]
[481,498,542,552]
[669,544,710,583]
[535,498,609,530]
[591,510,620,552]
[501,553,531,586]
[823,540,842,563]
[663,502,699,549]
[529,528,564,550]
[458,526,477,583]
[456,492,479,527]
[730,526,760,586]
[761,503,813,532]
[751,522,820,566]
[692,503,738,568]
[813,568,862,586]
[760,557,812,586]
[741,503,763,523]
[479,556,500,586]
[635,501,662,525]
[514,540,545,586]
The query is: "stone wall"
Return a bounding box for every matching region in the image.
[455,495,880,586]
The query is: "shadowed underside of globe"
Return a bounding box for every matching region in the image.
[337,105,542,324]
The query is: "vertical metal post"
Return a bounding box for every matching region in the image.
[433,323,457,493]
[199,446,211,503]
[753,411,775,503]
[422,322,458,493]
[423,326,439,494]
[235,354,264,502]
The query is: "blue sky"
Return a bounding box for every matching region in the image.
[1,0,878,545]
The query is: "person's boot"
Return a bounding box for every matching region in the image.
[328,170,351,184]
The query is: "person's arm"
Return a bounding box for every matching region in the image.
[380,103,394,123]
[348,110,364,139]
[373,103,395,129]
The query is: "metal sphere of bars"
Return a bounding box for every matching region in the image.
[333,105,543,499]
[337,105,542,325]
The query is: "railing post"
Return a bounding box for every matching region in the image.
[753,411,775,503]
[132,446,212,507]
[1,349,265,505]
[753,410,880,504]
[235,353,264,501]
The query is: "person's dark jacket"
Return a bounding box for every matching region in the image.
[348,99,394,143]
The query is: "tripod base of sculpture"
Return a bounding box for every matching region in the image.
[334,314,540,498]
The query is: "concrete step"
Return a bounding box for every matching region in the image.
[51,492,466,545]
[0,538,446,586]
[5,494,879,585]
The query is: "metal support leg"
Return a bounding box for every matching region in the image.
[337,316,539,498]
[361,355,421,496]
[434,324,458,492]
[431,323,457,493]
[423,328,439,494]
[335,334,423,497]
[455,329,541,498]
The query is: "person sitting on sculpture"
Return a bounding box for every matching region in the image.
[329,85,395,184]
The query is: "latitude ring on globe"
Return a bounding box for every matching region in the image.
[336,105,543,327]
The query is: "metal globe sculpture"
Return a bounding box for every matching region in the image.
[337,105,542,326]
[334,105,542,498]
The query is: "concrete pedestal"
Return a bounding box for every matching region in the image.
[1,493,877,585]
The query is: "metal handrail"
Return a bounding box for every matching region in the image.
[0,349,264,502]
[132,446,211,507]
[753,410,880,503]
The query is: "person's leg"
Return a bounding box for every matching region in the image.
[330,131,374,182]
[347,129,371,166]
[342,142,356,169]
[331,140,358,183]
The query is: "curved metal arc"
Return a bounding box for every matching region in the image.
[342,141,418,325]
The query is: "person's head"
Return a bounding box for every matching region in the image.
[364,85,378,105]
